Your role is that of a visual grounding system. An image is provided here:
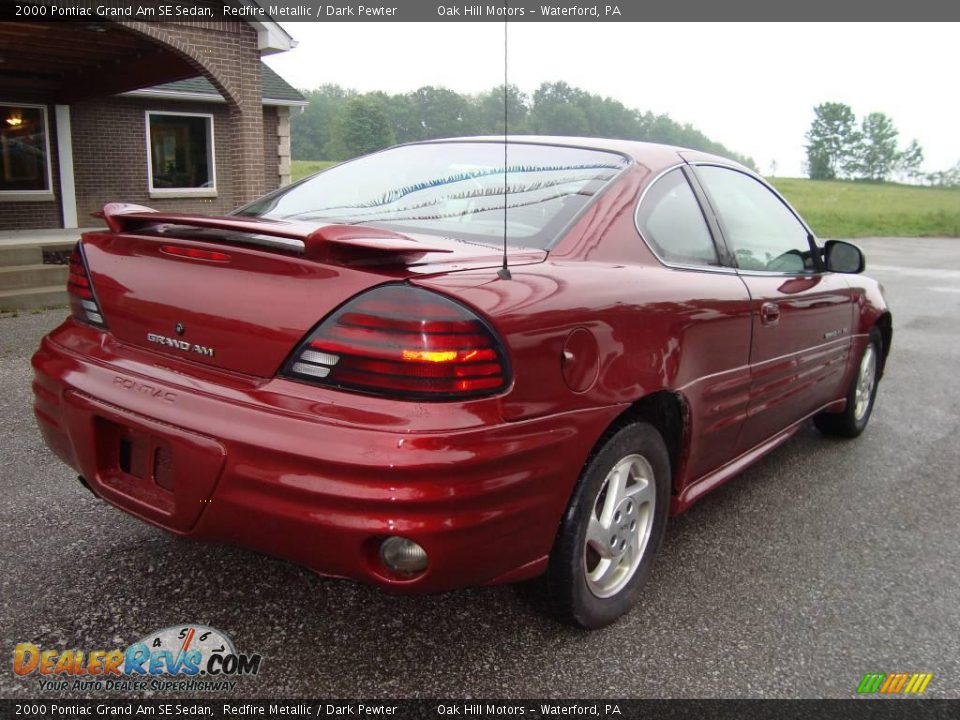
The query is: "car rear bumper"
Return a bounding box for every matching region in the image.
[31,320,622,593]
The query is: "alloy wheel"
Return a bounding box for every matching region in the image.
[583,454,656,598]
[854,343,877,422]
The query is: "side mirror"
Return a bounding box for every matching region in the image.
[824,240,864,274]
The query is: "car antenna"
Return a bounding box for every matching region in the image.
[497,16,512,280]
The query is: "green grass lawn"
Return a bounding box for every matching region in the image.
[290,161,959,239]
[769,178,960,238]
[291,160,338,181]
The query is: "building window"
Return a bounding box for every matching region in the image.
[146,112,216,194]
[0,103,52,194]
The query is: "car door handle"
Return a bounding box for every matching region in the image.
[760,302,781,325]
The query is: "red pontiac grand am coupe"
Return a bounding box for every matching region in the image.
[32,138,891,628]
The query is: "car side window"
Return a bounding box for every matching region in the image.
[636,168,719,267]
[695,166,816,273]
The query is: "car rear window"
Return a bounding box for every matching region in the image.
[236,142,629,250]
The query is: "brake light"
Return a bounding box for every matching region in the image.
[282,285,510,399]
[67,245,106,328]
[160,245,231,262]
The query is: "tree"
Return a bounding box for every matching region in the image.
[855,112,900,182]
[926,161,960,188]
[290,85,353,161]
[804,102,860,180]
[379,92,423,144]
[896,139,924,183]
[327,96,395,160]
[475,84,528,134]
[806,151,833,181]
[290,80,757,169]
[582,95,641,139]
[528,82,592,135]
[530,102,590,136]
[412,86,478,138]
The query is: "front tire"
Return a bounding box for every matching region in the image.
[815,327,883,438]
[546,422,670,629]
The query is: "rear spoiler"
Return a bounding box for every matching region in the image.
[93,203,455,263]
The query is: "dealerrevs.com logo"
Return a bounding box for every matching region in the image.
[13,625,261,692]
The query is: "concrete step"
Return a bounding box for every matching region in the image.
[0,284,69,312]
[0,246,44,267]
[0,264,68,291]
[0,229,92,249]
[0,237,78,251]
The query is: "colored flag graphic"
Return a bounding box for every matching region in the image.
[857,672,933,694]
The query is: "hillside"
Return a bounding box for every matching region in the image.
[770,178,960,238]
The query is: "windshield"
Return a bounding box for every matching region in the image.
[236,142,630,249]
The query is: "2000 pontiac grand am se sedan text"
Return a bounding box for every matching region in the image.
[31,137,891,628]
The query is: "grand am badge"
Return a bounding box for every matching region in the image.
[147,332,215,358]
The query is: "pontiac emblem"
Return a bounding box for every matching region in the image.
[175,322,186,336]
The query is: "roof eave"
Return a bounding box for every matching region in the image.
[248,20,296,55]
[120,88,307,107]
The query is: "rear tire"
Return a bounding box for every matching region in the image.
[815,327,883,438]
[546,422,670,629]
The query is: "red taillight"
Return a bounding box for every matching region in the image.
[67,245,106,328]
[282,285,510,399]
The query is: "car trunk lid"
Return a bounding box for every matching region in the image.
[79,205,543,377]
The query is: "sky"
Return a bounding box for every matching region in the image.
[264,22,959,177]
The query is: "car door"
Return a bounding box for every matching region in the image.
[691,164,855,454]
[634,166,753,483]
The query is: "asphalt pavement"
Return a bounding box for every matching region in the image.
[1,237,958,699]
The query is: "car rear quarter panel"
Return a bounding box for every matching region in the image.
[416,164,755,495]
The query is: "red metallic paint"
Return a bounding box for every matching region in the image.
[733,272,856,454]
[32,138,891,593]
[32,320,618,591]
[560,328,600,393]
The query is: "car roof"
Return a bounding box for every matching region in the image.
[416,135,749,173]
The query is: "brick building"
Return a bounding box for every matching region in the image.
[0,20,305,232]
